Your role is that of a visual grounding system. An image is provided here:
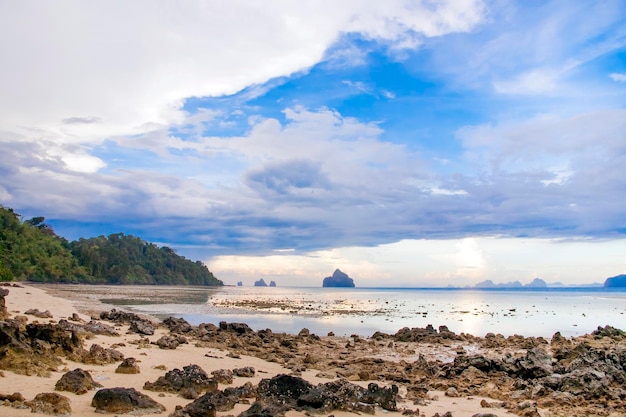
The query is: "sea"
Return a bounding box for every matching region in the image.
[45,284,626,339]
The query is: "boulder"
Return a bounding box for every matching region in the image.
[233,366,255,377]
[55,368,102,394]
[257,374,313,406]
[25,308,53,318]
[25,392,71,416]
[91,387,164,414]
[144,364,218,394]
[212,368,234,384]
[163,317,194,334]
[82,343,124,364]
[129,320,155,336]
[116,357,141,374]
[155,334,188,349]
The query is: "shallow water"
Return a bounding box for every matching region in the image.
[42,284,626,338]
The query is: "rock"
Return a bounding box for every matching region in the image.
[219,321,254,335]
[163,317,194,334]
[55,368,102,394]
[82,320,120,336]
[25,392,71,416]
[238,400,288,417]
[257,374,313,406]
[591,325,625,338]
[445,387,460,397]
[516,347,553,378]
[116,357,141,374]
[155,334,188,349]
[0,288,9,320]
[211,368,234,384]
[254,279,268,287]
[25,308,53,318]
[0,392,25,402]
[26,323,82,354]
[91,387,165,414]
[223,382,256,399]
[144,364,218,395]
[82,343,124,364]
[233,367,255,378]
[269,280,277,287]
[129,320,155,336]
[322,269,355,288]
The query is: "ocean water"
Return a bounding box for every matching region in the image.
[48,284,626,338]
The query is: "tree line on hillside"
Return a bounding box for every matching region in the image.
[0,205,222,286]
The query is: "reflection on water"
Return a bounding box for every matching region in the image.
[39,284,626,338]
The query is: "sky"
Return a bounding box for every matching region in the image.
[1,1,625,287]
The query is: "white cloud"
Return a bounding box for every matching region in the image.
[0,0,487,152]
[610,72,626,82]
[493,68,559,95]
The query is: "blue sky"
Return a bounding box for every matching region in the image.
[1,1,625,286]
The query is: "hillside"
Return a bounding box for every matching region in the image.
[0,205,222,286]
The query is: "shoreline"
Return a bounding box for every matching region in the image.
[0,283,625,416]
[32,283,626,339]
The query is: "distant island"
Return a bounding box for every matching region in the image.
[322,269,355,288]
[254,279,277,287]
[0,205,222,286]
[604,274,626,288]
[474,278,547,289]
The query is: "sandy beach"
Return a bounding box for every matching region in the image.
[1,283,625,417]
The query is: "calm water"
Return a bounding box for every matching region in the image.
[47,284,626,338]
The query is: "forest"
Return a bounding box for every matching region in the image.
[0,205,222,286]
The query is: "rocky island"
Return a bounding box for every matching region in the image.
[322,269,355,287]
[604,274,626,287]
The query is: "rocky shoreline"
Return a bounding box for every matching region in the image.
[0,283,625,417]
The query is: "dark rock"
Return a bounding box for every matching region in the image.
[362,382,399,411]
[91,387,164,414]
[516,347,553,378]
[223,382,256,399]
[0,392,24,402]
[219,321,254,335]
[55,368,102,394]
[238,400,288,417]
[26,392,71,416]
[591,325,625,338]
[163,317,194,333]
[116,357,140,374]
[25,308,53,318]
[144,364,218,395]
[233,366,255,377]
[269,281,277,287]
[155,334,188,349]
[129,320,155,336]
[254,279,268,287]
[0,288,8,320]
[322,269,355,288]
[26,323,82,354]
[82,343,124,364]
[257,374,313,406]
[82,320,120,336]
[211,368,234,384]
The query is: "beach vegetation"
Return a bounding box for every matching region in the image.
[0,205,222,285]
